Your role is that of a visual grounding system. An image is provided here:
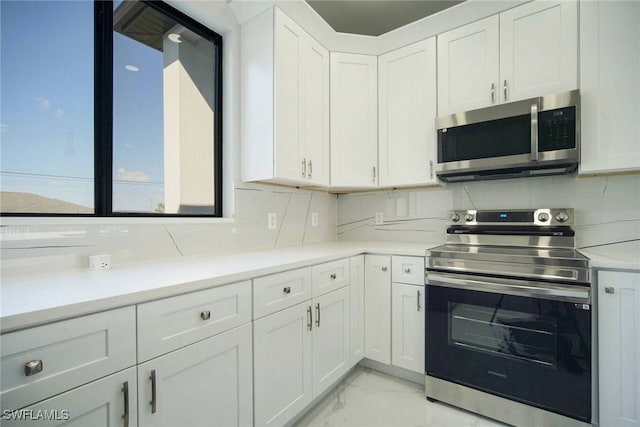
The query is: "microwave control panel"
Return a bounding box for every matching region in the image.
[539,106,576,151]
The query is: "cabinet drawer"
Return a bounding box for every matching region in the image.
[137,281,251,362]
[253,268,312,319]
[1,306,136,411]
[392,256,425,285]
[312,258,350,297]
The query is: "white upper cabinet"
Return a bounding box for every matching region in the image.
[241,8,329,186]
[379,38,438,187]
[499,1,578,103]
[437,0,577,115]
[579,0,640,174]
[437,15,499,115]
[331,53,379,188]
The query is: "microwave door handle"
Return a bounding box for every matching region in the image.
[531,100,539,161]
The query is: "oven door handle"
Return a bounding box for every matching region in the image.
[426,271,590,304]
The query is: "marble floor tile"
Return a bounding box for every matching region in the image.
[296,367,507,427]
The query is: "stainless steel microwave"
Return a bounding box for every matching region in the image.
[436,90,580,182]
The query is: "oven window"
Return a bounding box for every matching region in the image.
[449,302,557,367]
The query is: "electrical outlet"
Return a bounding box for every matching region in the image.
[268,212,277,230]
[89,254,111,271]
[375,212,384,225]
[311,212,319,227]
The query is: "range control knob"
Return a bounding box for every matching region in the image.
[537,212,550,222]
[464,213,474,222]
[450,213,460,222]
[555,211,570,223]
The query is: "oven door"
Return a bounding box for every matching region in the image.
[425,271,591,423]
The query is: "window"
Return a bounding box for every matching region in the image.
[0,0,223,217]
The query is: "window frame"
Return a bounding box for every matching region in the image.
[1,0,223,218]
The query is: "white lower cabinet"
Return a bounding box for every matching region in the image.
[137,323,253,427]
[1,367,137,427]
[312,286,351,394]
[253,287,350,426]
[350,255,365,366]
[391,283,425,374]
[598,270,640,427]
[253,301,313,426]
[364,255,391,364]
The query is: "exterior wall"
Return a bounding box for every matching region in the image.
[337,174,640,252]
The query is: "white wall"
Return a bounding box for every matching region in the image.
[337,174,640,251]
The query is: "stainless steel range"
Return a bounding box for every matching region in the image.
[425,209,592,427]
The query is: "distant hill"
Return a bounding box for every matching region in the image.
[0,191,92,214]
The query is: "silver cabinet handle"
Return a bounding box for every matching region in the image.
[200,310,211,321]
[372,166,376,184]
[122,381,130,427]
[503,80,508,101]
[283,286,291,294]
[24,360,43,376]
[150,370,157,414]
[330,273,337,280]
[605,287,615,294]
[491,82,495,103]
[315,303,321,327]
[404,267,412,274]
[531,101,539,161]
[308,160,312,179]
[307,305,313,330]
[429,160,433,179]
[381,266,388,272]
[417,290,421,311]
[301,159,306,178]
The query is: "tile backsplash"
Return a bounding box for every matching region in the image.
[2,174,639,279]
[337,174,640,250]
[0,183,337,278]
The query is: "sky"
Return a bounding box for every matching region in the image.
[0,0,165,212]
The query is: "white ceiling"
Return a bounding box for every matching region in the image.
[305,0,465,36]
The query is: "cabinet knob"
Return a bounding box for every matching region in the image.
[330,273,337,280]
[381,266,388,272]
[604,286,615,294]
[24,360,43,376]
[200,310,211,321]
[404,267,412,274]
[283,286,291,294]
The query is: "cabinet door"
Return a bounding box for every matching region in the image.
[579,1,640,174]
[391,283,425,374]
[303,36,330,186]
[499,0,578,103]
[274,8,305,182]
[254,302,313,426]
[331,53,378,188]
[350,255,365,366]
[598,271,640,427]
[379,38,437,187]
[0,368,137,427]
[312,287,351,396]
[364,255,391,364]
[437,15,499,115]
[138,324,253,427]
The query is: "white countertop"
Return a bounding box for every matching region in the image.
[579,240,640,271]
[0,241,435,333]
[3,239,638,334]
